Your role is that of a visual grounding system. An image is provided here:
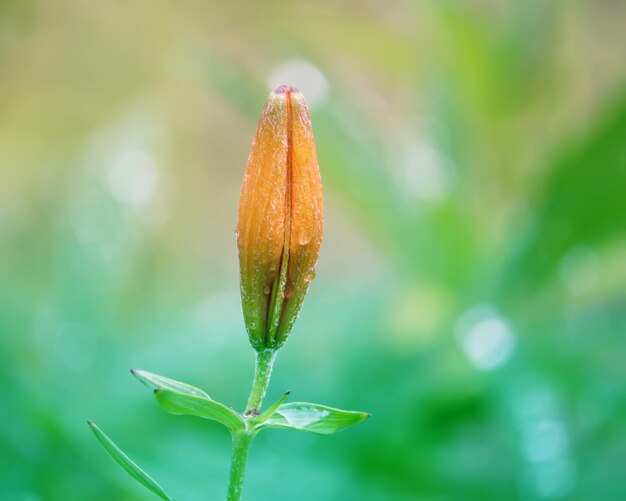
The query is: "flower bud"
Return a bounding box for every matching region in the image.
[237,86,323,351]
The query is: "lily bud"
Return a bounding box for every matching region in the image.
[237,85,323,351]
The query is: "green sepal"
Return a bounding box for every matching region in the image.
[87,421,174,501]
[131,369,210,399]
[154,389,245,434]
[256,402,370,435]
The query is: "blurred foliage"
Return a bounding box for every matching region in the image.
[1,0,625,500]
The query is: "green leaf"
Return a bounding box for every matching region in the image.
[131,369,209,399]
[254,390,290,423]
[154,389,245,433]
[131,370,244,434]
[257,402,370,435]
[87,421,174,501]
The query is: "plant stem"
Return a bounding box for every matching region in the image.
[226,432,253,501]
[245,350,276,412]
[226,350,276,500]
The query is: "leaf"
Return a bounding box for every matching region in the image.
[254,390,290,423]
[154,390,245,433]
[87,421,174,501]
[131,370,244,434]
[131,369,210,399]
[257,402,370,435]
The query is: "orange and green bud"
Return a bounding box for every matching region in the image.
[237,85,323,351]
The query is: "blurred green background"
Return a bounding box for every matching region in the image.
[1,0,625,499]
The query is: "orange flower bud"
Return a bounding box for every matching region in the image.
[237,86,323,351]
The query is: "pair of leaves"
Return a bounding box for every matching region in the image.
[249,391,370,434]
[132,369,369,436]
[89,369,369,500]
[88,370,242,501]
[132,369,245,433]
[257,401,370,435]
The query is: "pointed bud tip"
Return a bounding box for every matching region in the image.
[273,85,300,95]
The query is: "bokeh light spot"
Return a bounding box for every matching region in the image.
[455,305,516,371]
[268,59,329,109]
[403,144,452,202]
[106,149,159,206]
[522,418,569,463]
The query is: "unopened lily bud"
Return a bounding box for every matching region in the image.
[237,85,323,351]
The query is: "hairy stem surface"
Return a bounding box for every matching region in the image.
[226,350,276,500]
[245,350,276,413]
[226,432,253,501]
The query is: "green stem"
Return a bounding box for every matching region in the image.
[226,350,276,500]
[245,350,276,413]
[226,432,253,501]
